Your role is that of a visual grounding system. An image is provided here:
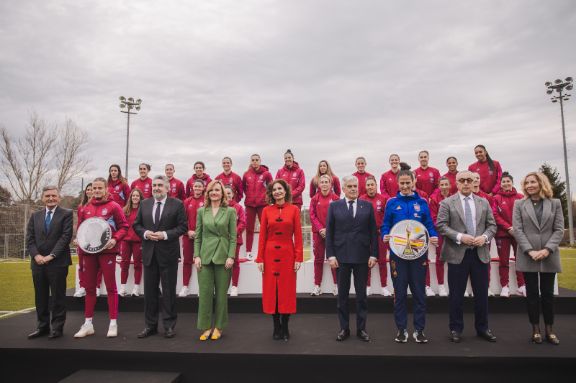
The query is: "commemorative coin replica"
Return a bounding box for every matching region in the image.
[77,217,112,254]
[389,219,430,260]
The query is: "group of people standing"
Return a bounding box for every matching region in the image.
[25,144,564,346]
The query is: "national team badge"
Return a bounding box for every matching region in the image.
[102,208,108,215]
[414,204,421,212]
[389,220,430,260]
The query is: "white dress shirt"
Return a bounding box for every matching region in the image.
[145,196,168,240]
[456,192,488,245]
[344,197,357,218]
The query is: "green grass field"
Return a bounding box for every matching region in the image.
[0,248,573,314]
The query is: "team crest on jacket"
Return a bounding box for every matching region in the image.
[396,205,402,210]
[115,185,120,190]
[414,203,421,212]
[102,208,108,215]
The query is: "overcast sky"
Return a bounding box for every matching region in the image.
[1,0,575,202]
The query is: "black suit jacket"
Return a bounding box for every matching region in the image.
[325,199,378,264]
[26,206,73,270]
[133,197,188,267]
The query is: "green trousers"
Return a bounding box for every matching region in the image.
[197,262,232,330]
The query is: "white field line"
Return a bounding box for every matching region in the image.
[0,306,35,319]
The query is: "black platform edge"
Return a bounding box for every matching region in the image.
[65,290,576,314]
[59,369,181,383]
[1,348,573,383]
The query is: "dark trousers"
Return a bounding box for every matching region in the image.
[447,249,489,333]
[32,266,68,331]
[390,254,427,331]
[144,255,178,330]
[337,263,368,331]
[523,272,556,325]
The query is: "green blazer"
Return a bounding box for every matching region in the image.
[194,206,237,265]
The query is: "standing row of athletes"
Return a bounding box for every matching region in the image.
[74,144,523,301]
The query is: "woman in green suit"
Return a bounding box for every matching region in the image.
[194,180,237,341]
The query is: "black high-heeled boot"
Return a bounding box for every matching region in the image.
[273,314,281,340]
[281,314,290,341]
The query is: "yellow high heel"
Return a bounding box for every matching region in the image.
[199,329,212,341]
[210,328,222,340]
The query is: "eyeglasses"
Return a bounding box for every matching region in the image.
[457,178,474,184]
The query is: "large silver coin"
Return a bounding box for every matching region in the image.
[77,217,112,254]
[389,219,430,260]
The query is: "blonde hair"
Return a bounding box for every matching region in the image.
[521,172,553,199]
[313,160,335,187]
[204,180,229,207]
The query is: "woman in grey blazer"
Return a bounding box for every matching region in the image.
[513,172,564,345]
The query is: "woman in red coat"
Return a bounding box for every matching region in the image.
[256,179,303,341]
[492,172,526,297]
[309,160,341,198]
[119,188,144,297]
[107,164,131,207]
[468,144,503,195]
[309,174,339,295]
[275,149,306,209]
[427,176,451,297]
[225,186,246,296]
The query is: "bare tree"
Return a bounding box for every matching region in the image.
[0,113,90,202]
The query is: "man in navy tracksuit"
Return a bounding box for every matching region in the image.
[381,169,438,343]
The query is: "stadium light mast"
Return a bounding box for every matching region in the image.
[119,97,142,180]
[545,77,574,246]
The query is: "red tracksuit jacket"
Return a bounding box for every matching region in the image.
[309,175,341,198]
[130,177,152,199]
[77,198,129,255]
[183,195,205,232]
[229,199,247,245]
[107,179,131,207]
[415,166,441,197]
[168,177,186,200]
[309,191,339,233]
[275,162,306,206]
[123,208,141,242]
[359,193,389,228]
[429,189,449,222]
[380,169,399,198]
[492,188,523,238]
[215,171,244,202]
[468,160,503,195]
[443,171,458,195]
[353,171,374,197]
[243,165,273,208]
[186,173,212,198]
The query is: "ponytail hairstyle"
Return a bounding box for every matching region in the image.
[399,162,411,171]
[284,149,294,158]
[501,171,513,182]
[475,144,495,172]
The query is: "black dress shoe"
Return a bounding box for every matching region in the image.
[164,328,176,338]
[357,329,370,342]
[336,329,350,341]
[545,333,560,345]
[449,330,462,343]
[28,328,49,339]
[477,329,497,342]
[137,327,158,338]
[48,330,63,339]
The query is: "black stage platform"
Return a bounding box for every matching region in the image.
[1,293,575,383]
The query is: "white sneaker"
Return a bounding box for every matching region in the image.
[332,286,338,296]
[381,286,393,297]
[310,285,322,296]
[407,287,412,296]
[74,323,95,338]
[425,286,436,297]
[131,285,140,297]
[230,286,239,297]
[96,288,101,297]
[107,323,118,338]
[438,285,448,297]
[118,285,126,297]
[74,287,86,298]
[178,286,189,297]
[366,286,372,296]
[245,252,253,261]
[464,290,469,297]
[500,285,510,297]
[517,285,526,297]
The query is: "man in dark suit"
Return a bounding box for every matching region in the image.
[326,175,378,342]
[133,175,187,338]
[436,170,497,343]
[26,186,73,339]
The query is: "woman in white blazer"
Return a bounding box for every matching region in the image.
[513,172,564,345]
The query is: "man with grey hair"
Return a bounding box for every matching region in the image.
[26,186,73,339]
[436,170,497,343]
[134,175,187,338]
[326,175,378,342]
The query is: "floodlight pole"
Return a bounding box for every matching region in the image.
[119,97,142,180]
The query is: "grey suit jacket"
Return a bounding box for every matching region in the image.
[512,198,564,273]
[436,193,497,264]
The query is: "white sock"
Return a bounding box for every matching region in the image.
[110,319,117,326]
[85,318,93,325]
